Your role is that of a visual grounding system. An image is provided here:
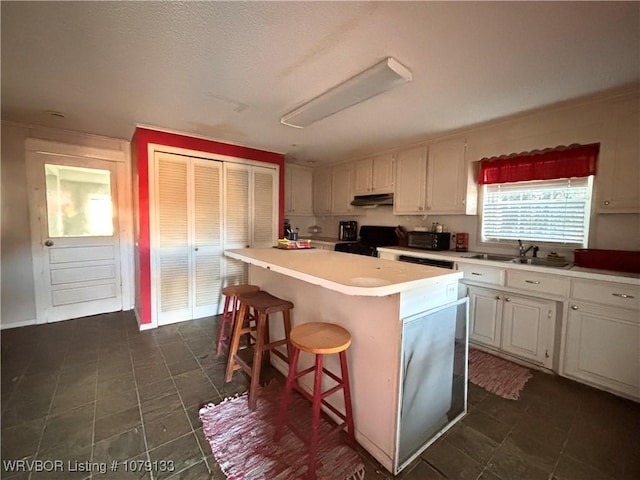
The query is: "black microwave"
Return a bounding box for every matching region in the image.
[407,232,451,251]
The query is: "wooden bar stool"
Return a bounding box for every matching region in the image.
[225,290,294,410]
[216,284,260,356]
[274,322,356,480]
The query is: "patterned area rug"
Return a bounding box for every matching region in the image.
[468,348,533,400]
[199,383,365,480]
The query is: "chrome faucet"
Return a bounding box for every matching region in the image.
[518,240,538,258]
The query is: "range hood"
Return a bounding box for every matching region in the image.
[351,193,394,207]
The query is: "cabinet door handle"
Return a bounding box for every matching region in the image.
[496,296,503,300]
[612,293,634,299]
[525,280,541,284]
[505,297,511,302]
[604,200,610,205]
[571,305,579,310]
[471,272,483,276]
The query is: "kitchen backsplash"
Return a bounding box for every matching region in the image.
[303,208,640,260]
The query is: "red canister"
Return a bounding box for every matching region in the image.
[455,233,469,252]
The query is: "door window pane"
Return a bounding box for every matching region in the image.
[45,164,113,237]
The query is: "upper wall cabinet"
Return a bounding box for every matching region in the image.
[313,167,332,215]
[597,98,640,213]
[354,153,395,195]
[331,163,355,215]
[284,164,313,216]
[394,145,428,214]
[426,137,477,215]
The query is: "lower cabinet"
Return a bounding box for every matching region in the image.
[467,285,556,368]
[564,301,640,400]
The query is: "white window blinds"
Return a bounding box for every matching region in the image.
[481,177,593,245]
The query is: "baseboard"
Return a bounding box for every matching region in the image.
[1,318,37,330]
[133,307,156,331]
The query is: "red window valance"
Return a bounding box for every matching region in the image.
[478,143,599,185]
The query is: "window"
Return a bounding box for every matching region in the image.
[481,176,593,246]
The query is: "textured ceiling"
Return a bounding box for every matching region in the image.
[2,1,639,165]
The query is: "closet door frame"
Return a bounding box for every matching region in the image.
[147,143,279,328]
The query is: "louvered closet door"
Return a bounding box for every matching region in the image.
[252,168,277,248]
[193,159,223,318]
[224,163,250,286]
[156,153,191,324]
[223,164,278,287]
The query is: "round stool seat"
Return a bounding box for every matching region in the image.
[290,322,351,354]
[222,284,260,297]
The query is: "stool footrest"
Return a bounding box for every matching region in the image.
[291,382,347,424]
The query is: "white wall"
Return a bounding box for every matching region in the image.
[0,122,131,329]
[1,123,37,327]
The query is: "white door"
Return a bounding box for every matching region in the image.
[27,152,122,323]
[224,163,251,286]
[223,163,277,286]
[153,152,223,325]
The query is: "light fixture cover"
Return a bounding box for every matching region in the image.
[281,57,412,128]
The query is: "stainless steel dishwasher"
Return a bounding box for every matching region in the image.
[398,254,455,269]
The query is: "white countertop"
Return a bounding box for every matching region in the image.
[377,247,640,285]
[225,248,462,296]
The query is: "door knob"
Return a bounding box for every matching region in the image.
[44,240,54,246]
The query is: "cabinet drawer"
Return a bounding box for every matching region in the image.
[570,279,640,311]
[456,263,505,286]
[506,270,569,297]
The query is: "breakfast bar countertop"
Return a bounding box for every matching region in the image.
[225,248,462,296]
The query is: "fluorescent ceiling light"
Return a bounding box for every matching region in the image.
[281,57,412,128]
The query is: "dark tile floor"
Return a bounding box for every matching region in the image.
[1,311,639,480]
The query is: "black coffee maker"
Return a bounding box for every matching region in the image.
[339,221,358,241]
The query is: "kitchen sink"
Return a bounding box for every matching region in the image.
[511,257,571,268]
[464,253,515,261]
[464,253,571,268]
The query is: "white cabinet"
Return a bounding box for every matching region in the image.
[468,286,502,348]
[563,279,640,400]
[284,164,313,216]
[354,153,394,195]
[331,163,355,215]
[506,270,569,298]
[466,285,556,368]
[224,162,278,285]
[393,145,428,214]
[426,137,477,215]
[313,167,332,215]
[455,262,506,287]
[597,97,640,213]
[152,152,224,325]
[501,294,555,366]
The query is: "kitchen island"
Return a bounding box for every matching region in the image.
[225,248,468,475]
